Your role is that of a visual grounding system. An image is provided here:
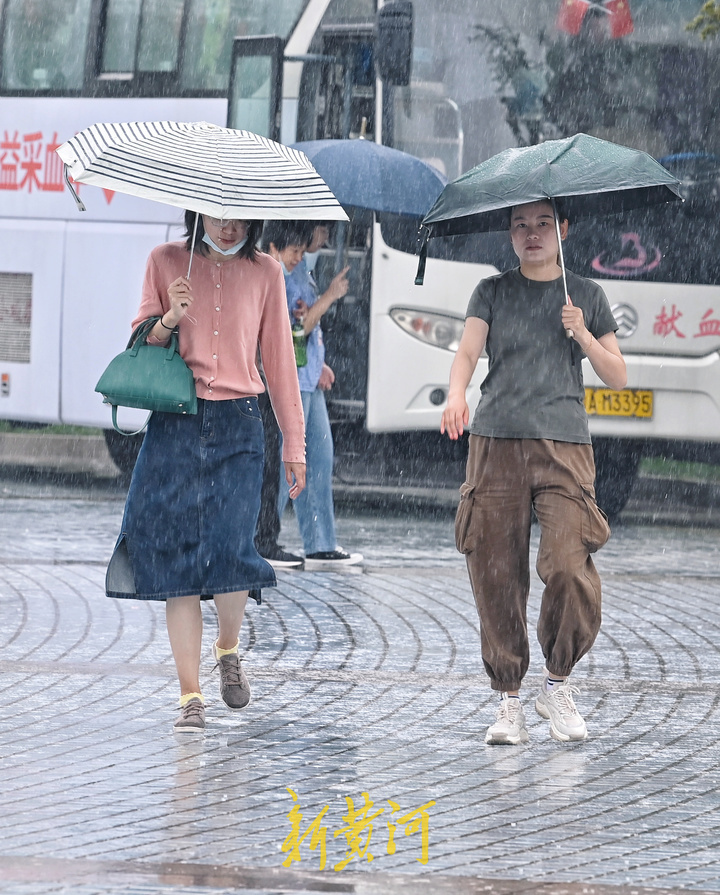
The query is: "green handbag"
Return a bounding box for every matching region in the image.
[95,317,198,435]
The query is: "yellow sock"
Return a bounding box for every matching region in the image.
[214,639,239,658]
[179,692,204,707]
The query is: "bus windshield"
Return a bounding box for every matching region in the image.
[385,0,720,285]
[0,0,311,94]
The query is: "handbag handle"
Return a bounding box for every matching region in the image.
[111,405,153,436]
[128,316,180,360]
[110,316,179,436]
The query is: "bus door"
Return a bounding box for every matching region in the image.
[226,9,416,432]
[314,209,373,426]
[227,23,377,429]
[302,24,375,426]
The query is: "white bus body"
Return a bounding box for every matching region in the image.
[0,97,225,431]
[368,224,720,442]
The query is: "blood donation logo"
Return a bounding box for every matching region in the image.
[591,232,662,277]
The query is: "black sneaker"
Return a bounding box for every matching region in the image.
[304,548,363,571]
[259,544,304,569]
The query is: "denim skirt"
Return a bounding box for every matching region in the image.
[106,397,275,602]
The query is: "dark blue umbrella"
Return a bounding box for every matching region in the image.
[292,138,446,218]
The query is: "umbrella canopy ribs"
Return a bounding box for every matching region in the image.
[415,133,683,286]
[57,120,348,223]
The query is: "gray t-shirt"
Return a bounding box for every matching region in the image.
[466,267,617,444]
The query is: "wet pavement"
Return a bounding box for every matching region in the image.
[2,474,720,894]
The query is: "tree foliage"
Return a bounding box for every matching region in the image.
[687,1,720,39]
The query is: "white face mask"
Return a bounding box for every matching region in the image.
[202,232,248,256]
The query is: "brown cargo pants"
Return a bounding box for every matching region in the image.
[455,435,611,692]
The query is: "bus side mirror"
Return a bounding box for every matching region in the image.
[376,0,413,86]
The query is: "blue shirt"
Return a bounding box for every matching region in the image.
[285,258,325,391]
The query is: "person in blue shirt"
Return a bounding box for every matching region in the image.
[264,221,363,570]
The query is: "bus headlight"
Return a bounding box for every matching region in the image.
[389,308,465,352]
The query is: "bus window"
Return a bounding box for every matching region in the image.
[396,0,720,175]
[100,0,184,76]
[227,36,283,140]
[298,29,374,141]
[138,0,183,73]
[391,87,462,180]
[322,0,375,26]
[378,211,516,270]
[101,0,141,73]
[384,0,720,289]
[229,53,273,135]
[180,0,307,92]
[0,0,92,91]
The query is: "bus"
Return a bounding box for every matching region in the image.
[1,0,719,515]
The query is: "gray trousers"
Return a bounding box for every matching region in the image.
[456,436,610,692]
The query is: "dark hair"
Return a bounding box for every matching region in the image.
[508,199,569,227]
[183,211,263,261]
[261,220,314,252]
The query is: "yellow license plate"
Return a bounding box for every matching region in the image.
[584,388,653,418]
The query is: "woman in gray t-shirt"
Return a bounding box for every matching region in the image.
[441,199,626,746]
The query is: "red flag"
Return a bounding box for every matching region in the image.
[556,0,590,35]
[604,0,634,37]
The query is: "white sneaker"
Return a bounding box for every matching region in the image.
[485,693,529,745]
[535,676,587,742]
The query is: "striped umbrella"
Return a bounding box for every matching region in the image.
[56,120,348,222]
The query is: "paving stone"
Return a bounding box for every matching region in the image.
[3,496,720,893]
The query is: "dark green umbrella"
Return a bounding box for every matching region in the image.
[415,133,683,287]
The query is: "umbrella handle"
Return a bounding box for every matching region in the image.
[63,165,86,213]
[414,227,429,286]
[186,212,199,279]
[552,200,573,339]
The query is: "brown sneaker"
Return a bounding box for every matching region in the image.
[174,697,205,732]
[212,642,251,710]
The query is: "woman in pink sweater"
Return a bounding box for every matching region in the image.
[107,213,306,732]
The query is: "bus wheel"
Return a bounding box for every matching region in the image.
[592,438,642,518]
[103,429,143,477]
